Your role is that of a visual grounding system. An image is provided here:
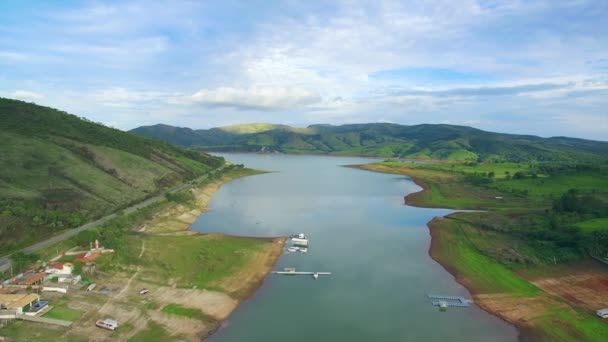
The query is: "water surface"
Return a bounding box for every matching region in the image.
[192,154,517,342]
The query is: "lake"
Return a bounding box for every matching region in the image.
[192,154,518,342]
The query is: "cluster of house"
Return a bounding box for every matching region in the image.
[0,261,80,319]
[2,262,80,293]
[0,240,115,320]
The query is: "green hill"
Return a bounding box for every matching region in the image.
[0,98,224,251]
[131,122,608,163]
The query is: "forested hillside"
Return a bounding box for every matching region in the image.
[132,122,608,163]
[0,98,224,252]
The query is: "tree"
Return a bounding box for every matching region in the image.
[513,171,526,179]
[10,252,39,274]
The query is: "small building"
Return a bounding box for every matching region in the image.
[0,293,40,314]
[75,250,101,263]
[598,308,608,319]
[15,273,46,286]
[45,262,73,275]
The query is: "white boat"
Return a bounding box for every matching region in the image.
[312,272,319,279]
[287,247,299,253]
[291,237,309,247]
[299,248,308,253]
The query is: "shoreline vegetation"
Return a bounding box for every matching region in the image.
[0,166,286,342]
[350,161,608,341]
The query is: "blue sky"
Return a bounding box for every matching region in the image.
[1,0,607,140]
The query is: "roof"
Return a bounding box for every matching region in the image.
[76,250,101,262]
[49,262,65,269]
[0,293,39,309]
[16,273,46,285]
[598,308,608,314]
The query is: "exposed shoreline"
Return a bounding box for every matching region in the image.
[167,168,287,340]
[347,163,528,340]
[120,167,287,341]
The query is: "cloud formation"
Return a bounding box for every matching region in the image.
[0,0,606,139]
[190,86,321,110]
[12,90,45,101]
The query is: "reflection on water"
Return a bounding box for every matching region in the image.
[191,154,517,342]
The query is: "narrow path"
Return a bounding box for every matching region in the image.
[138,241,146,259]
[99,240,145,312]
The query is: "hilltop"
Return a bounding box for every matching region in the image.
[131,122,608,163]
[0,98,224,252]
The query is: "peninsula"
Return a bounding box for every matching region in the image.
[351,160,608,341]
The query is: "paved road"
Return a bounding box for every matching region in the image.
[0,166,226,273]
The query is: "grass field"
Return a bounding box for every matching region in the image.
[133,234,269,289]
[576,217,608,232]
[161,303,211,321]
[128,321,173,342]
[354,162,534,210]
[43,303,83,321]
[491,172,608,198]
[0,321,81,342]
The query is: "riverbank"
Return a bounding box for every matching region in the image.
[350,162,608,341]
[0,167,287,342]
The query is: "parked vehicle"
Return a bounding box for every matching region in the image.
[96,318,119,331]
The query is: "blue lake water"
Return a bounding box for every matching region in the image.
[191,154,518,342]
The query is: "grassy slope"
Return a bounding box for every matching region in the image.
[355,160,608,341]
[0,98,224,253]
[43,305,83,321]
[131,122,608,163]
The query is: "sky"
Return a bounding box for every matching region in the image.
[1,0,607,140]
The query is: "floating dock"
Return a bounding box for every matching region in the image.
[427,294,471,307]
[272,271,331,275]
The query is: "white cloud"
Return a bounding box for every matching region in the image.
[12,90,45,101]
[190,86,321,110]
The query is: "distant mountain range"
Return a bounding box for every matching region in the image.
[131,122,608,163]
[0,98,224,251]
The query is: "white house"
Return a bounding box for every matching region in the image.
[45,262,73,275]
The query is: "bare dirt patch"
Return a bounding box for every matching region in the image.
[149,287,237,321]
[519,260,608,312]
[474,293,566,327]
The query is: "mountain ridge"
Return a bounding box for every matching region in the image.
[131,122,608,163]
